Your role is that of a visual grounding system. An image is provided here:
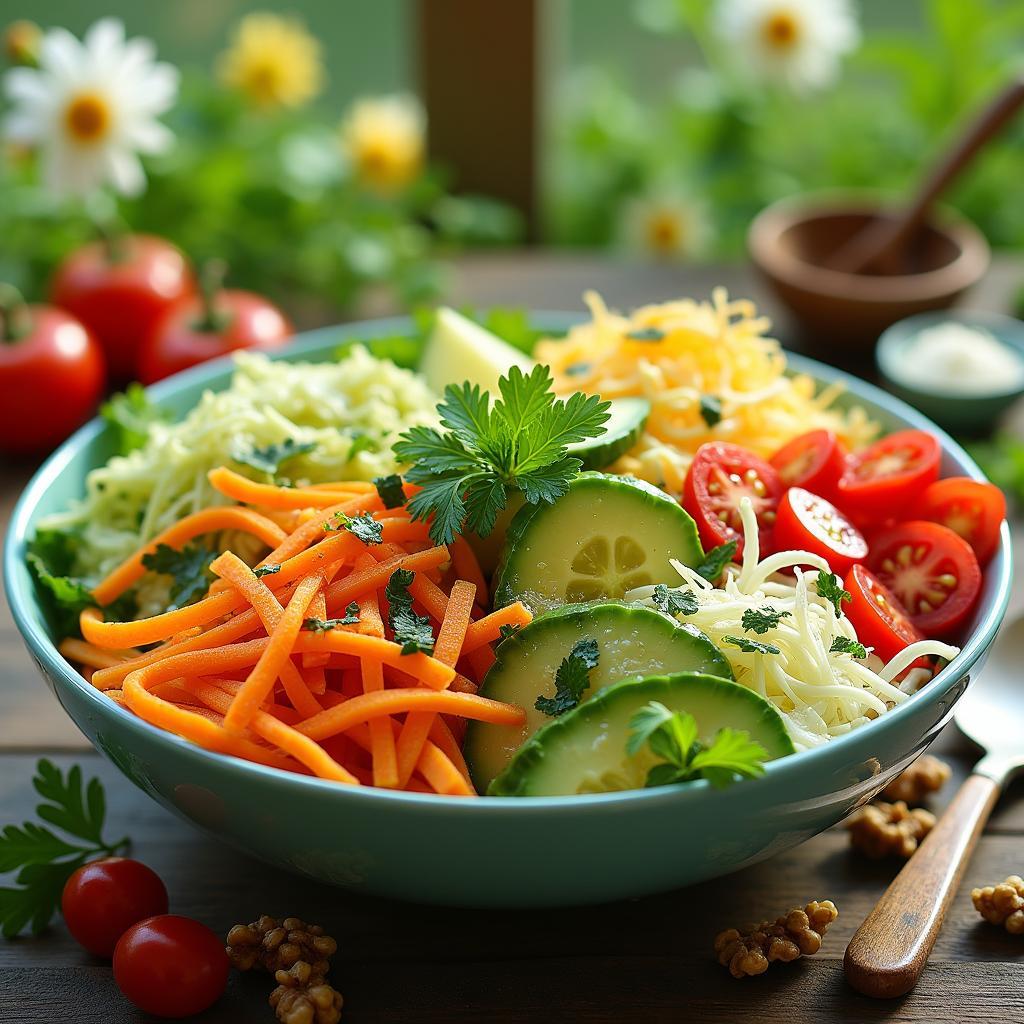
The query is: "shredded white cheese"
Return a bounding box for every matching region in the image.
[897,322,1024,396]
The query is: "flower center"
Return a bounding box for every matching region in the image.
[646,212,684,253]
[246,61,284,102]
[761,10,801,50]
[64,92,111,143]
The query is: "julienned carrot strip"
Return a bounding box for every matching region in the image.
[308,480,376,493]
[325,545,449,612]
[373,542,450,622]
[451,535,488,606]
[91,506,286,605]
[461,602,533,654]
[300,559,346,668]
[450,674,480,694]
[465,645,496,682]
[354,554,385,638]
[295,688,523,742]
[415,742,474,796]
[303,664,327,695]
[225,574,322,731]
[209,467,386,510]
[429,717,471,781]
[58,638,139,670]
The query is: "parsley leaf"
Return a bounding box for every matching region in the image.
[0,760,129,938]
[101,383,166,455]
[652,585,699,617]
[254,564,280,578]
[324,512,383,545]
[535,638,599,717]
[830,636,868,658]
[627,702,768,790]
[141,543,215,608]
[625,327,665,341]
[498,623,521,642]
[374,474,406,509]
[816,572,852,616]
[232,439,317,478]
[741,606,791,635]
[694,540,739,583]
[384,569,435,655]
[699,394,723,428]
[304,602,361,632]
[394,365,611,545]
[723,635,781,655]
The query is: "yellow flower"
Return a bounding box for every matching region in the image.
[620,192,712,261]
[217,12,323,110]
[341,95,425,194]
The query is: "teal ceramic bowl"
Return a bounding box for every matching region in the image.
[4,316,1013,908]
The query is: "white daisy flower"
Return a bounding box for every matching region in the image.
[619,190,713,262]
[2,18,178,197]
[713,0,860,93]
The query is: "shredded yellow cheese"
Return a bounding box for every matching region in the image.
[535,289,879,495]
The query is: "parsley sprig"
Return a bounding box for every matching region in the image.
[304,602,361,632]
[324,512,383,545]
[393,365,611,545]
[741,606,791,635]
[816,572,852,616]
[694,540,738,583]
[535,638,599,717]
[1,760,129,939]
[723,635,781,655]
[232,438,316,479]
[373,474,406,510]
[830,636,867,658]
[141,542,215,609]
[385,569,435,655]
[652,585,699,617]
[699,394,723,428]
[627,702,769,789]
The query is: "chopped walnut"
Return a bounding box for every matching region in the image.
[972,875,1024,936]
[714,900,838,978]
[226,915,337,977]
[846,800,935,859]
[882,755,951,805]
[270,960,343,1024]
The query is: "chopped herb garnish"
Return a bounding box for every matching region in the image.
[626,327,665,341]
[694,540,739,583]
[723,635,781,655]
[652,584,699,617]
[535,638,599,717]
[816,572,852,616]
[830,636,867,658]
[304,602,361,632]
[498,623,521,642]
[254,564,280,578]
[394,365,611,545]
[141,542,215,609]
[232,438,317,478]
[101,384,166,455]
[627,702,768,789]
[699,394,723,428]
[324,512,383,545]
[346,430,375,459]
[373,474,406,509]
[741,606,791,635]
[384,569,435,655]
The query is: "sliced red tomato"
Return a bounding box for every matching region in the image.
[913,477,1005,565]
[769,430,846,499]
[844,564,923,663]
[837,430,941,523]
[868,520,982,637]
[773,487,868,576]
[682,442,784,556]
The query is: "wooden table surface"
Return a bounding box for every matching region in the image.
[2,255,1023,1023]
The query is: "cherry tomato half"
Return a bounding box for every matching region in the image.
[773,487,868,577]
[844,564,924,663]
[50,235,194,383]
[868,520,982,637]
[682,442,784,556]
[114,915,229,1018]
[61,857,168,957]
[0,291,106,455]
[913,477,1006,565]
[770,430,846,499]
[836,430,941,524]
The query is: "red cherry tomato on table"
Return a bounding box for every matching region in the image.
[0,289,106,455]
[61,857,168,957]
[50,235,194,382]
[683,442,784,557]
[868,520,982,637]
[770,430,846,499]
[913,476,1006,565]
[844,564,924,663]
[114,915,229,1018]
[773,487,868,577]
[836,430,941,524]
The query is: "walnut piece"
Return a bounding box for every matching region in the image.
[226,915,337,977]
[972,875,1024,936]
[846,800,935,859]
[270,960,343,1024]
[882,755,951,805]
[714,900,838,978]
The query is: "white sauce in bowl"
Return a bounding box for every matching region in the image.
[898,322,1024,395]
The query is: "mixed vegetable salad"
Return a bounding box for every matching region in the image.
[28,294,1005,798]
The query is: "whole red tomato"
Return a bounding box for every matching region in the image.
[0,288,106,455]
[50,235,194,382]
[114,915,229,1018]
[138,268,292,384]
[61,857,168,957]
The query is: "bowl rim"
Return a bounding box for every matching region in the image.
[748,192,991,303]
[4,312,1013,813]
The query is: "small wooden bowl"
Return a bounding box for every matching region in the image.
[748,194,990,360]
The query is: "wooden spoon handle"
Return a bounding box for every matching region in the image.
[844,773,1000,999]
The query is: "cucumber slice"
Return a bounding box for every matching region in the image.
[464,601,732,792]
[492,473,703,615]
[490,673,795,797]
[567,397,650,470]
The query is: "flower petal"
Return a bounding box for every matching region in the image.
[103,146,146,196]
[122,117,174,154]
[39,27,85,85]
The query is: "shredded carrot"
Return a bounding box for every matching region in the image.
[209,467,386,510]
[461,602,533,654]
[324,545,449,611]
[465,645,496,681]
[451,535,488,606]
[59,638,138,670]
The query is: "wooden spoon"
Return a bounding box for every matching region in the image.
[827,76,1024,275]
